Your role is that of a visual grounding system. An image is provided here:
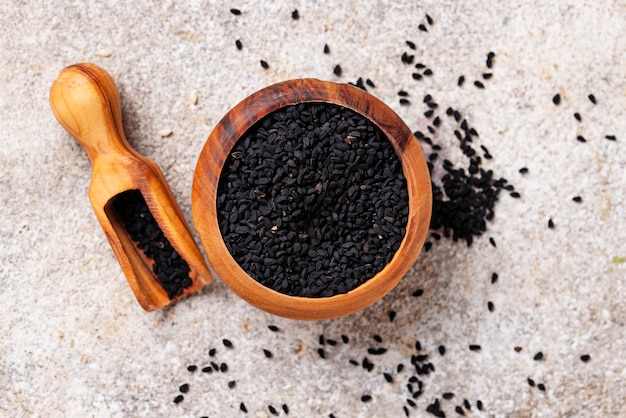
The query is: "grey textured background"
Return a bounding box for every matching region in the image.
[1,1,625,417]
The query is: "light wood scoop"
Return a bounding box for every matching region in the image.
[50,63,213,311]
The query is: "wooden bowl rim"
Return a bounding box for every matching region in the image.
[192,78,432,320]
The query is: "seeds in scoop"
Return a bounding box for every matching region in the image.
[217,102,408,298]
[111,190,192,299]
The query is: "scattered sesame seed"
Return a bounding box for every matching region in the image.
[519,167,529,174]
[282,404,289,414]
[455,405,465,415]
[201,366,212,373]
[482,73,493,80]
[333,64,342,76]
[423,68,433,76]
[552,94,561,105]
[534,351,544,361]
[528,377,535,386]
[489,237,496,247]
[458,75,465,86]
[406,40,416,49]
[407,398,416,407]
[173,394,184,404]
[260,60,269,69]
[537,383,546,391]
[158,128,173,137]
[415,341,422,351]
[438,345,446,356]
[477,400,483,410]
[588,94,597,104]
[469,344,481,351]
[95,49,113,58]
[230,8,241,15]
[327,339,337,346]
[464,399,471,410]
[384,372,393,383]
[323,44,330,54]
[317,348,325,359]
[488,301,494,312]
[268,325,279,332]
[179,383,189,393]
[510,191,521,198]
[491,272,498,284]
[187,365,197,372]
[515,346,522,352]
[366,78,376,88]
[373,335,383,343]
[474,80,485,89]
[574,112,582,121]
[240,402,248,413]
[418,24,427,32]
[400,98,411,105]
[397,364,405,373]
[572,196,582,203]
[580,354,591,362]
[341,335,349,344]
[361,395,372,402]
[426,14,434,25]
[220,363,228,372]
[269,405,278,415]
[223,338,233,348]
[389,310,397,322]
[291,9,299,19]
[263,349,273,358]
[605,135,617,141]
[412,289,424,297]
[548,218,555,229]
[235,39,242,50]
[228,380,236,389]
[577,135,586,143]
[209,348,216,357]
[443,392,454,399]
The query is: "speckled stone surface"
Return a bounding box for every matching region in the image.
[1,1,625,417]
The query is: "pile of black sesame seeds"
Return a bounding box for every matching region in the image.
[166,6,606,417]
[112,190,192,299]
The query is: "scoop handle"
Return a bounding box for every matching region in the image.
[50,63,131,163]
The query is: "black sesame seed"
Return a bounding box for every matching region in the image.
[235,39,242,50]
[201,366,212,373]
[510,191,521,198]
[464,399,471,410]
[283,404,289,414]
[588,94,597,104]
[605,135,616,141]
[366,78,376,88]
[415,341,422,351]
[438,345,446,356]
[537,383,546,391]
[179,383,189,393]
[389,310,397,322]
[489,237,496,247]
[323,44,330,54]
[269,405,278,415]
[423,68,433,76]
[349,359,359,366]
[455,405,465,415]
[398,90,409,97]
[230,8,241,15]
[362,357,374,372]
[373,335,383,343]
[426,14,434,25]
[515,346,522,352]
[333,64,342,76]
[240,402,248,413]
[319,335,325,345]
[327,339,337,346]
[458,75,465,86]
[552,94,561,105]
[260,60,269,69]
[291,9,299,19]
[397,364,405,373]
[406,40,416,49]
[548,218,555,229]
[341,335,349,344]
[574,112,582,121]
[368,347,388,355]
[488,301,494,312]
[268,325,279,332]
[407,398,417,407]
[413,72,423,80]
[443,392,454,399]
[580,354,591,362]
[223,338,233,348]
[519,167,529,174]
[187,365,197,372]
[534,351,544,361]
[572,196,582,203]
[469,344,481,351]
[413,288,424,297]
[209,348,216,357]
[491,272,498,284]
[263,349,273,358]
[173,394,184,404]
[528,377,535,386]
[317,348,326,359]
[577,135,586,143]
[383,372,393,383]
[228,380,236,389]
[400,98,411,105]
[482,73,493,80]
[220,363,228,372]
[477,400,483,410]
[418,24,427,32]
[474,80,485,89]
[361,395,372,402]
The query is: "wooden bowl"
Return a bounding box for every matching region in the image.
[192,79,432,320]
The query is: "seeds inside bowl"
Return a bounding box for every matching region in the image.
[216,102,409,298]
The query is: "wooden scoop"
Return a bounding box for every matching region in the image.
[50,63,213,311]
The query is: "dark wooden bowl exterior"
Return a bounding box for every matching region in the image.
[192,79,432,320]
